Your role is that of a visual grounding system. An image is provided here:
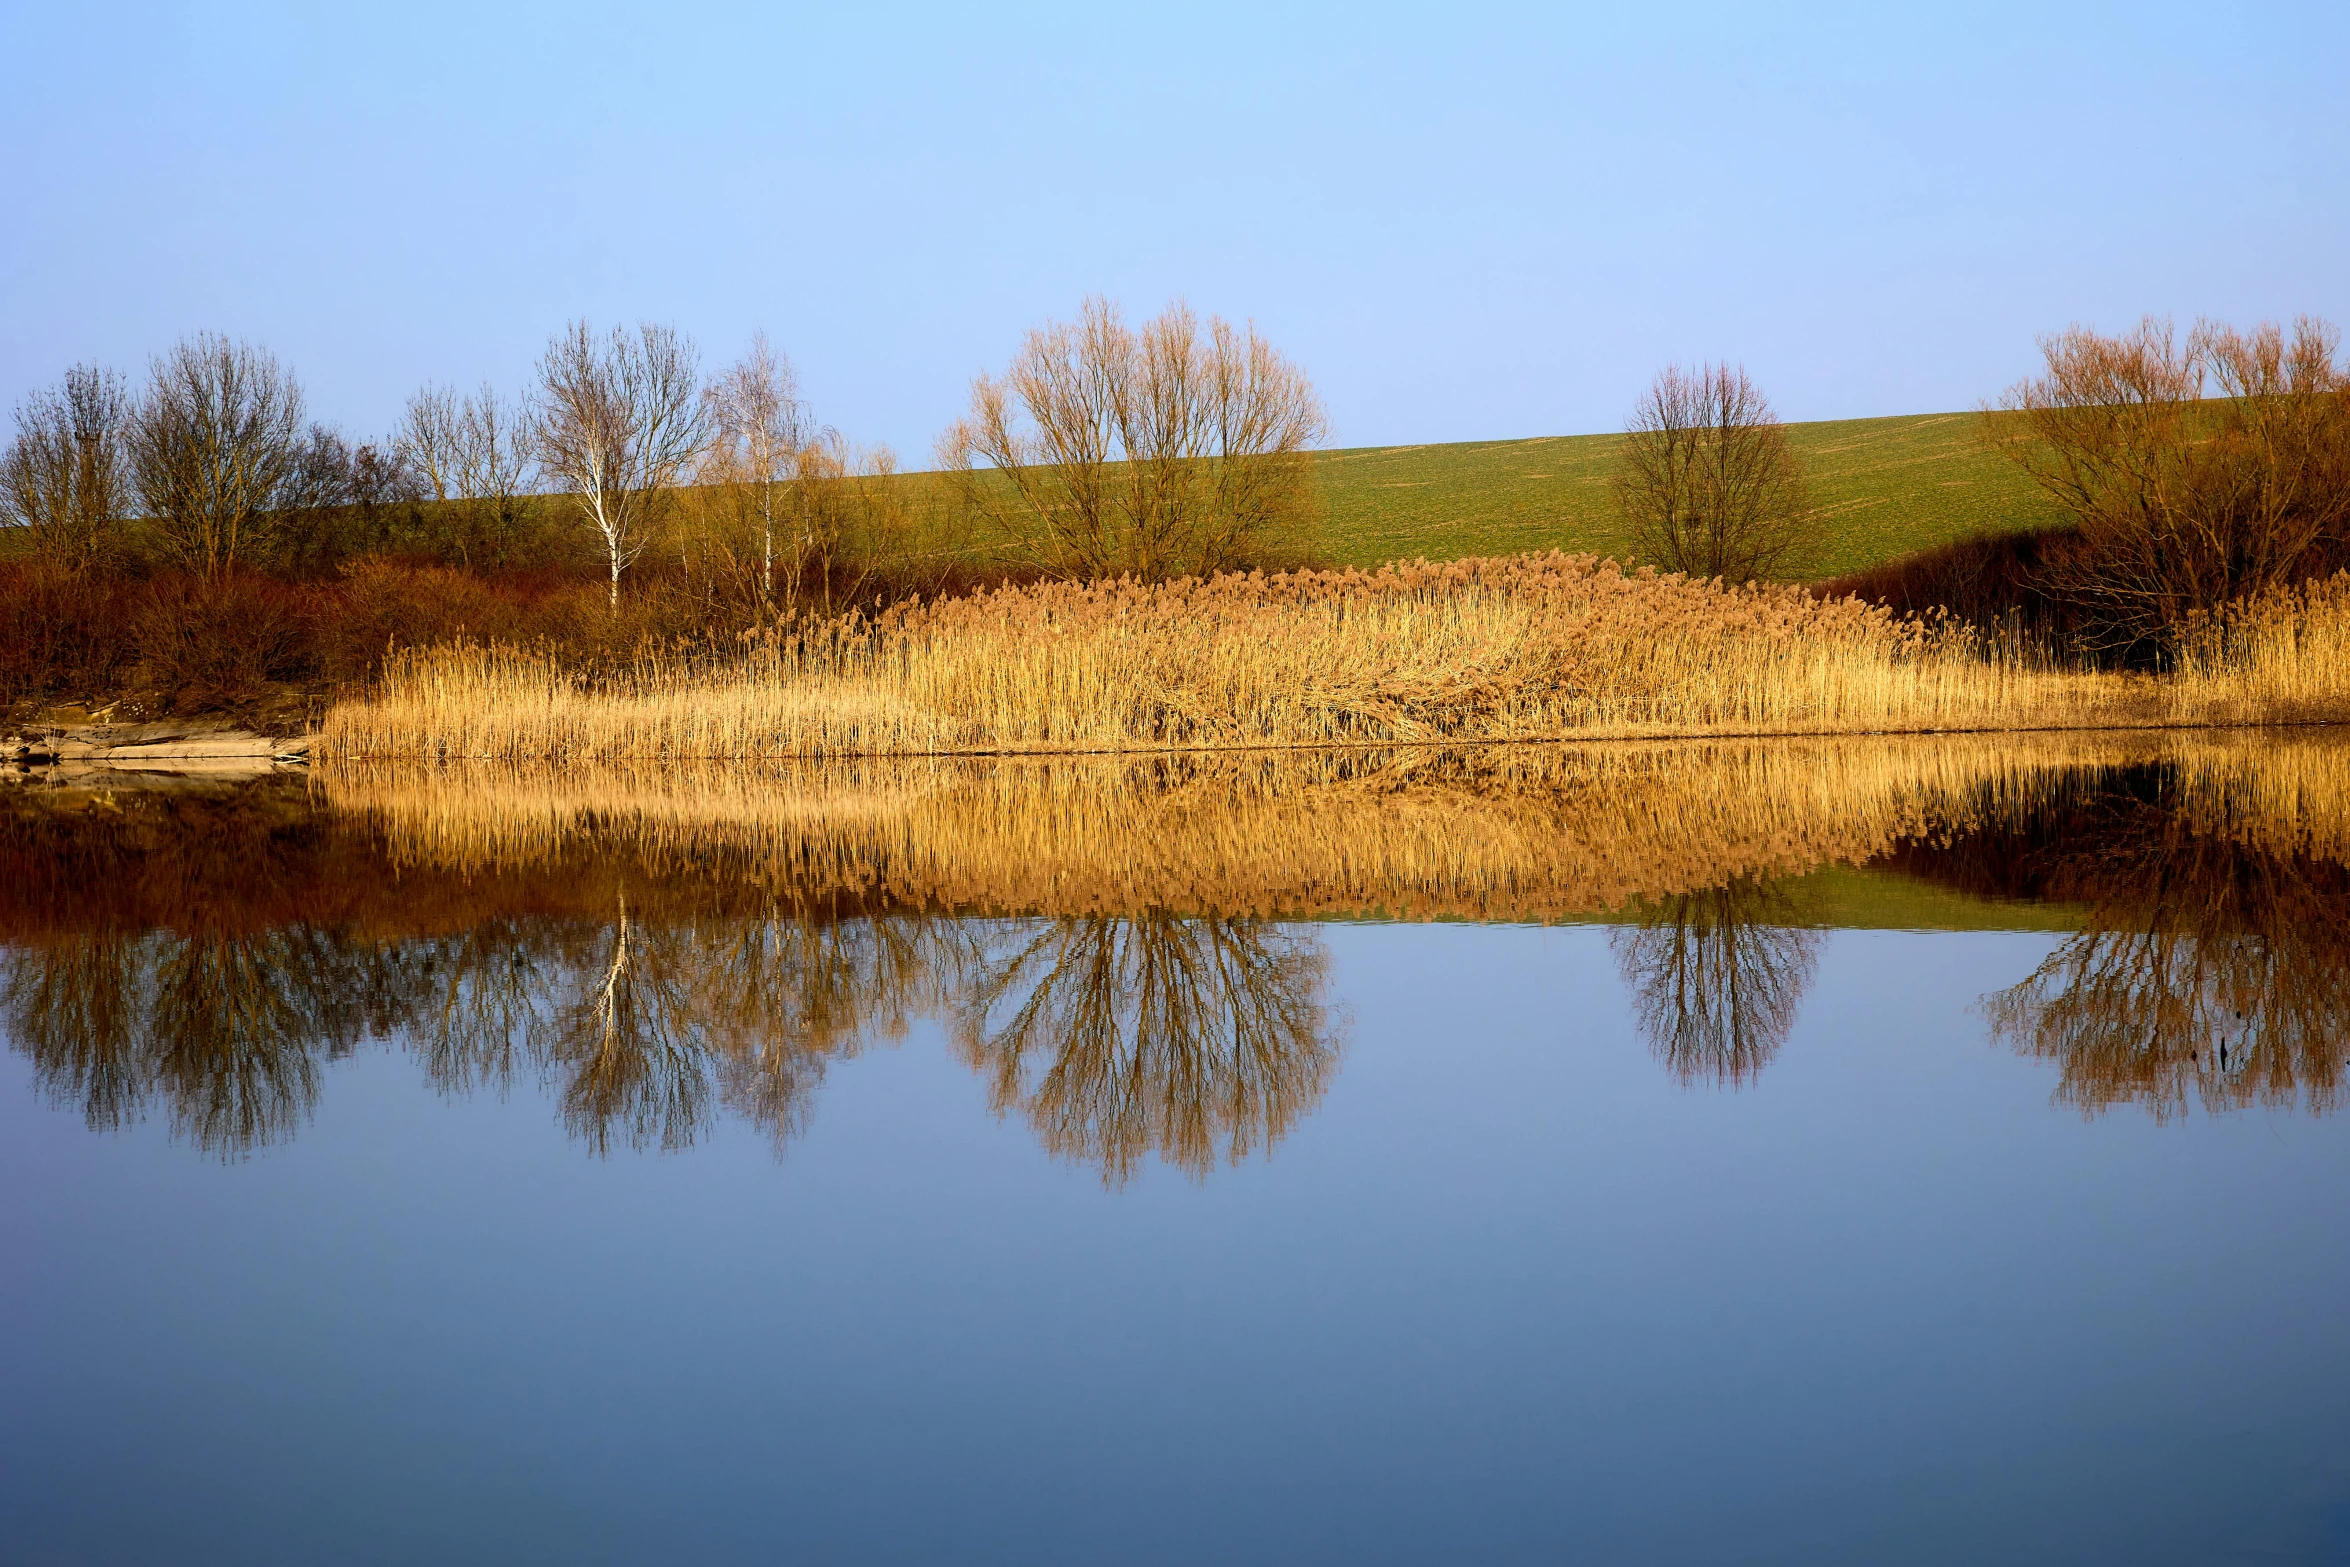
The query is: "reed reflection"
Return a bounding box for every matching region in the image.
[954,915,1344,1185]
[1610,878,1822,1088]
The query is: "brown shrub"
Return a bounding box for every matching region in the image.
[321,558,530,683]
[132,573,320,714]
[0,561,143,712]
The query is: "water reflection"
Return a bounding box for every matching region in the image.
[0,867,1338,1174]
[1930,771,2350,1119]
[955,916,1343,1183]
[8,734,2350,1162]
[1611,878,1822,1088]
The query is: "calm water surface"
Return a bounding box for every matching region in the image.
[6,738,2350,1564]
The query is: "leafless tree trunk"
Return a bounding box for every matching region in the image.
[1613,363,1814,583]
[2,364,131,573]
[941,297,1328,581]
[531,322,708,607]
[701,331,811,605]
[399,382,540,567]
[1992,315,2350,652]
[127,334,310,580]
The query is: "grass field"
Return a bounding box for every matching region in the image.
[1312,411,2065,577]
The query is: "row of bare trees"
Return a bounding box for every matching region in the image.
[0,324,909,612]
[14,306,2342,640]
[3,300,1333,610]
[0,338,360,582]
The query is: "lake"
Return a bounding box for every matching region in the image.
[6,734,2350,1564]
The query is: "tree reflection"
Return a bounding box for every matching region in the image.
[0,903,981,1161]
[402,920,559,1097]
[1978,796,2350,1119]
[695,911,981,1150]
[5,932,152,1135]
[953,915,1343,1184]
[145,932,352,1155]
[542,898,716,1154]
[1610,877,1822,1088]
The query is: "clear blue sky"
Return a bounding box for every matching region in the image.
[3,1,2344,457]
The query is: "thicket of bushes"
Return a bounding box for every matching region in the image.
[0,549,1042,717]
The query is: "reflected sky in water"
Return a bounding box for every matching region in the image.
[6,741,2350,1563]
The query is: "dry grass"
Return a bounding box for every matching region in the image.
[320,555,2350,764]
[320,555,2077,761]
[317,730,2350,923]
[2173,573,2350,720]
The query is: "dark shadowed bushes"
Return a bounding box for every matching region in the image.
[1825,524,2350,667]
[323,559,531,682]
[1820,528,2080,647]
[0,563,144,710]
[132,574,319,713]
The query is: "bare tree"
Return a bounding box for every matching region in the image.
[791,432,910,603]
[700,331,812,603]
[347,441,422,551]
[1613,363,1814,583]
[400,383,463,503]
[684,426,916,620]
[399,382,540,567]
[1992,315,2350,652]
[531,322,707,606]
[941,297,1328,580]
[127,334,310,580]
[1,364,132,573]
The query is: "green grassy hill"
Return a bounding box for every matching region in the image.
[1313,411,2064,578]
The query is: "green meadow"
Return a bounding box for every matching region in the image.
[1311,411,2065,578]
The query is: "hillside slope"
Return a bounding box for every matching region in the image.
[1314,411,2064,577]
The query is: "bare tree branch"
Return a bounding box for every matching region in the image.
[942,297,1328,580]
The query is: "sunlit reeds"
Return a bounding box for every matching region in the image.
[2173,571,2350,721]
[326,554,2273,763]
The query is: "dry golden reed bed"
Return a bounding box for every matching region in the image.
[317,730,2350,923]
[323,555,2350,762]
